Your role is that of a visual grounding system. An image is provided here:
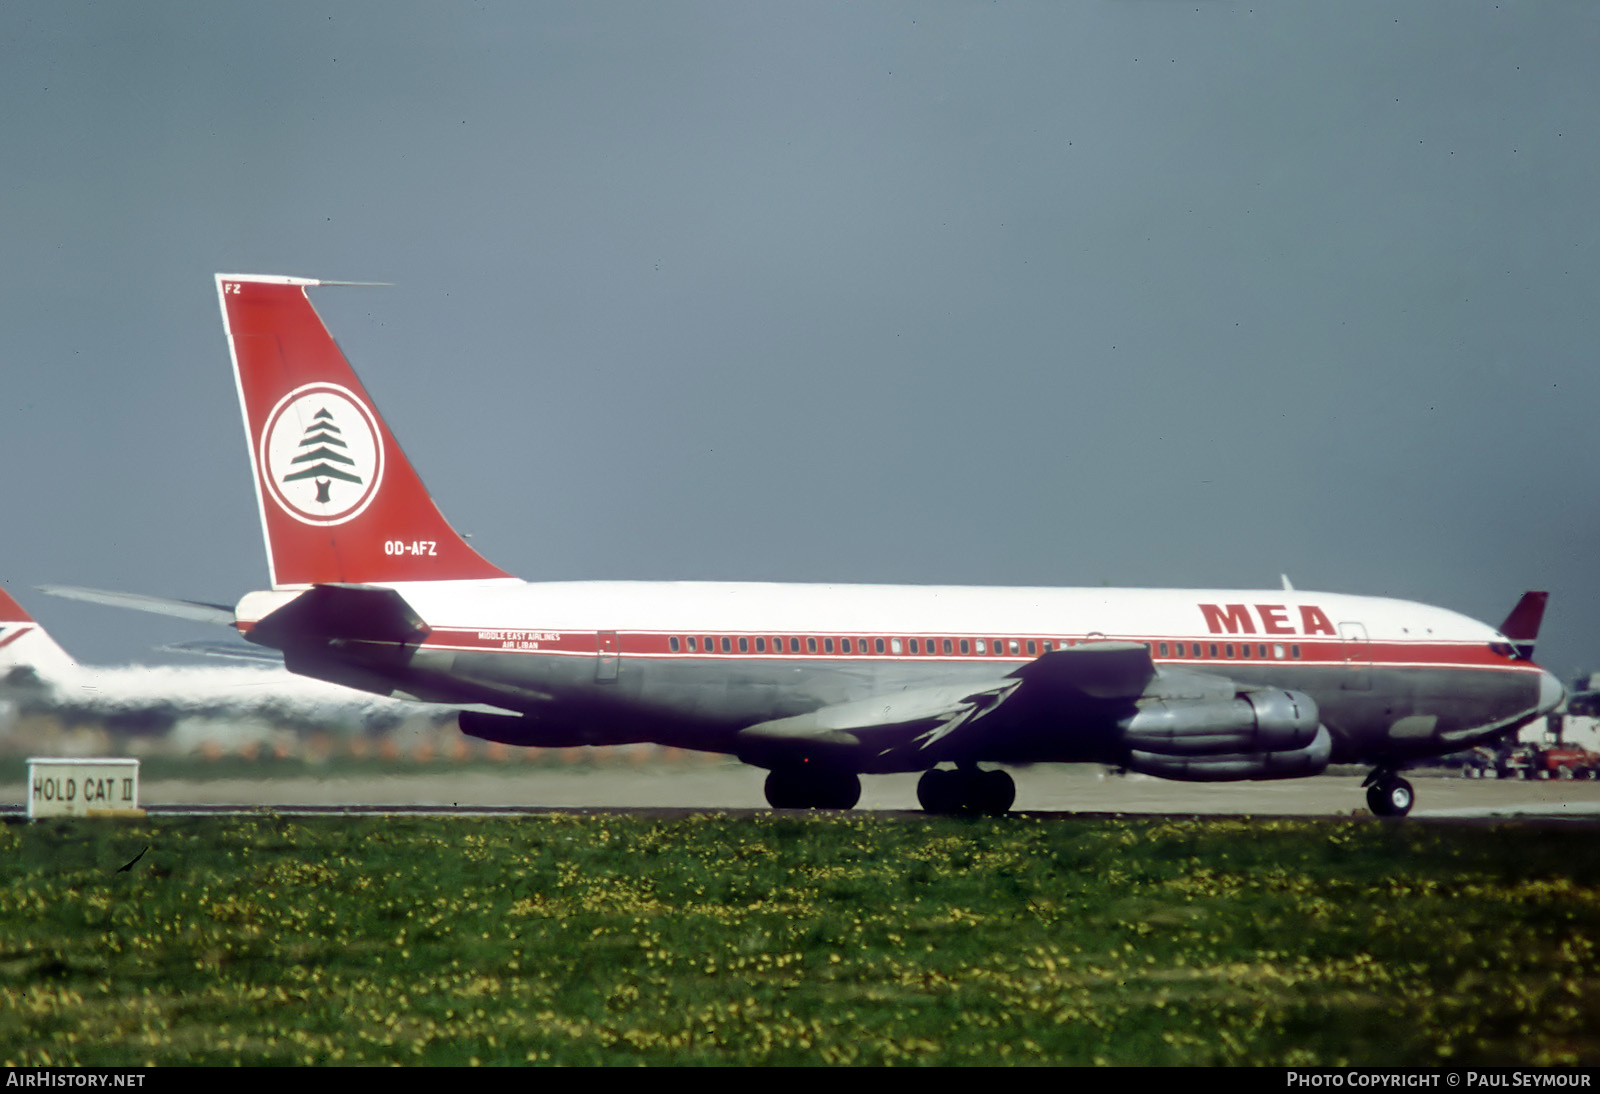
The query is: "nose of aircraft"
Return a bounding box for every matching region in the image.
[1536,669,1566,715]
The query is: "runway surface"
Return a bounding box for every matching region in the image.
[6,764,1600,820]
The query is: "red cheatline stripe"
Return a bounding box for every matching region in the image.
[235,619,1537,672]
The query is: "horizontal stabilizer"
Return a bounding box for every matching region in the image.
[247,584,430,650]
[38,584,236,626]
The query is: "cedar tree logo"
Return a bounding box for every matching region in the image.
[260,383,384,526]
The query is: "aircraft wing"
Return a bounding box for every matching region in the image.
[735,641,1154,772]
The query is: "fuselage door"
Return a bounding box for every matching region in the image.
[596,631,620,683]
[1338,621,1370,691]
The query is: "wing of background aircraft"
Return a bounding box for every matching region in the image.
[159,639,286,665]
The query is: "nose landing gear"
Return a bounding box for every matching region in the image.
[1363,770,1415,817]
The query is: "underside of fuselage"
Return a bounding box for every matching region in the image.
[291,639,1549,774]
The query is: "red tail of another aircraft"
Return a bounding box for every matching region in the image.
[0,587,77,672]
[217,274,511,589]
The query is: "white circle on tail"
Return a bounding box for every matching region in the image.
[260,383,385,526]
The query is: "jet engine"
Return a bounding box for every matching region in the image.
[1119,688,1331,781]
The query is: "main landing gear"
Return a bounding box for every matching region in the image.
[1364,769,1415,818]
[916,765,1016,816]
[763,765,862,810]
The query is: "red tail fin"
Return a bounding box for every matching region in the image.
[1498,590,1548,660]
[0,587,77,670]
[217,274,512,588]
[0,587,35,625]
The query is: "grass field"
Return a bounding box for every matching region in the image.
[1,812,1596,1066]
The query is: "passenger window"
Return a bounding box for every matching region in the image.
[823,637,834,653]
[721,637,732,653]
[1240,643,1251,659]
[1273,643,1285,659]
[670,636,681,652]
[974,639,986,654]
[960,639,970,654]
[1291,644,1301,659]
[1158,642,1168,657]
[1027,640,1037,655]
[739,637,749,653]
[908,638,919,654]
[1225,644,1234,658]
[943,639,953,654]
[841,638,852,654]
[1008,639,1019,655]
[807,637,817,654]
[874,638,885,654]
[755,637,766,653]
[1208,644,1218,658]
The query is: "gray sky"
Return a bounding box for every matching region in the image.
[3,2,1597,678]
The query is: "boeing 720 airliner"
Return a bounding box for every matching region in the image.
[49,274,1566,816]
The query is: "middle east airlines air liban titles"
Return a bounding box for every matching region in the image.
[478,631,562,651]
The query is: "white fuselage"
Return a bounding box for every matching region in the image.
[234,579,1557,767]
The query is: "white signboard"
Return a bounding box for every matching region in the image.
[27,757,141,820]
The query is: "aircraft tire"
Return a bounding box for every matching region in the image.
[764,766,860,810]
[764,768,806,810]
[1366,777,1414,818]
[916,768,960,813]
[973,769,1016,815]
[822,771,862,810]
